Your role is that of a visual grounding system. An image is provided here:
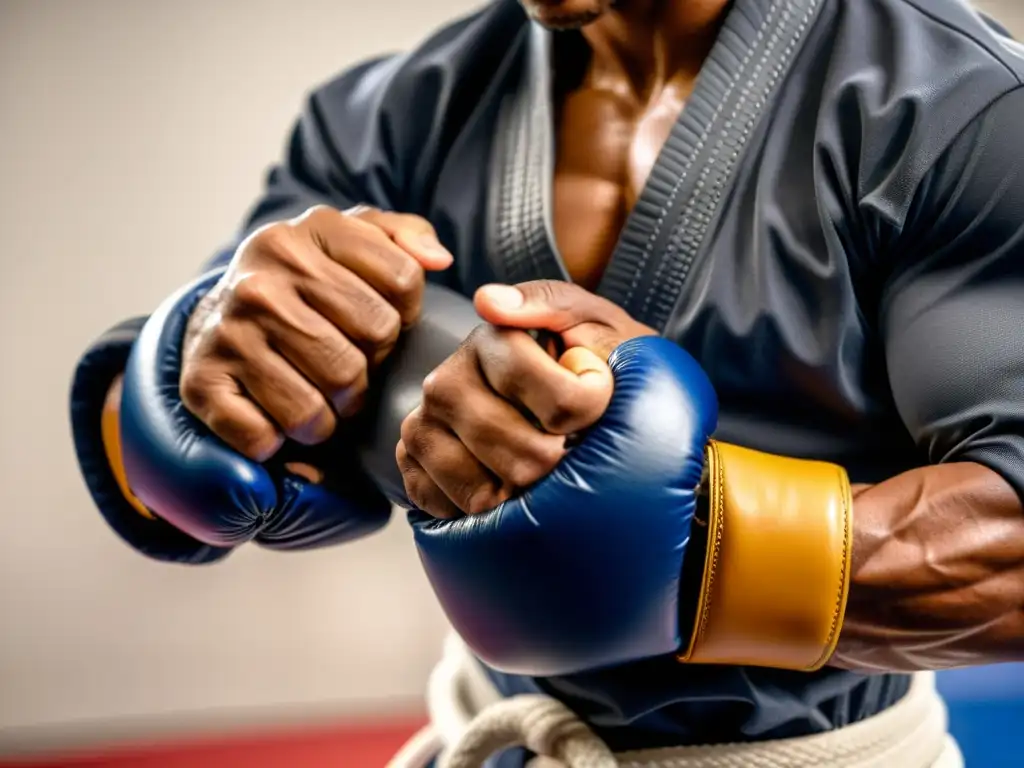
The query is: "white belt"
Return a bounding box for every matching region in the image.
[389,635,963,768]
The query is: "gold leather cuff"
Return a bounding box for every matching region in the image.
[101,376,155,520]
[678,441,852,671]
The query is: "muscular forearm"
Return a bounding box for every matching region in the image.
[677,443,1024,675]
[833,462,1024,672]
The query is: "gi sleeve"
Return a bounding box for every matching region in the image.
[71,55,414,562]
[881,86,1024,501]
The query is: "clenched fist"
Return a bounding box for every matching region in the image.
[181,205,453,461]
[397,280,657,519]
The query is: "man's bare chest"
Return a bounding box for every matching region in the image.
[551,79,689,290]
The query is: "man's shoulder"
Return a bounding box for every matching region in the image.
[900,0,1024,80]
[286,0,528,211]
[825,0,1023,94]
[308,0,528,118]
[809,0,1024,224]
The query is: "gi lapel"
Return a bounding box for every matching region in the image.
[487,0,826,331]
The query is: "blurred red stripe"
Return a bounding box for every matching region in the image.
[1,717,428,768]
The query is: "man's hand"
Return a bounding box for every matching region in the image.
[180,205,453,462]
[397,280,657,519]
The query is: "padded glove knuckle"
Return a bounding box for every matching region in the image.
[118,270,391,553]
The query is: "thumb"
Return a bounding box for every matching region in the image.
[474,280,602,331]
[347,207,454,271]
[559,347,614,414]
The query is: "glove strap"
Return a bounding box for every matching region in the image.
[101,375,155,519]
[678,441,853,671]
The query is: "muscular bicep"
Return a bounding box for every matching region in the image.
[883,280,1024,494]
[833,88,1024,672]
[881,86,1024,501]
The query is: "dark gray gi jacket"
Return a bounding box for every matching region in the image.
[70,0,1024,760]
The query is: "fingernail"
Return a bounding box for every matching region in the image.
[417,234,451,257]
[481,284,524,310]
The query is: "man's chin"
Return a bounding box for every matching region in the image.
[521,0,608,30]
[533,11,603,30]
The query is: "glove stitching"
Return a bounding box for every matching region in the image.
[694,442,725,654]
[807,465,851,671]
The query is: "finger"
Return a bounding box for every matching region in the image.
[260,294,371,414]
[451,391,567,489]
[475,327,612,435]
[296,265,402,363]
[303,210,428,325]
[473,280,618,333]
[396,439,462,519]
[561,324,641,362]
[420,363,565,489]
[350,206,454,271]
[401,410,506,516]
[180,368,283,462]
[225,276,373,413]
[233,347,337,447]
[283,462,325,484]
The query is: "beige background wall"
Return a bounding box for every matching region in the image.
[0,0,478,754]
[1,0,1021,756]
[979,0,1024,30]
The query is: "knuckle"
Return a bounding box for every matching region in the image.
[229,273,278,313]
[506,465,537,490]
[285,205,340,240]
[467,323,495,347]
[420,368,457,413]
[507,451,558,488]
[404,427,433,461]
[322,342,368,385]
[213,415,278,459]
[207,320,247,357]
[392,211,433,230]
[362,305,402,348]
[343,204,381,221]
[404,481,431,514]
[249,222,294,256]
[324,368,368,401]
[344,281,397,326]
[524,279,566,306]
[395,439,409,466]
[390,261,425,302]
[537,390,583,433]
[465,487,499,516]
[238,432,279,460]
[179,367,209,410]
[301,204,336,225]
[399,410,425,451]
[393,213,437,241]
[469,325,511,365]
[278,399,330,440]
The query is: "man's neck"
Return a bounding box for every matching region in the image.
[580,0,731,98]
